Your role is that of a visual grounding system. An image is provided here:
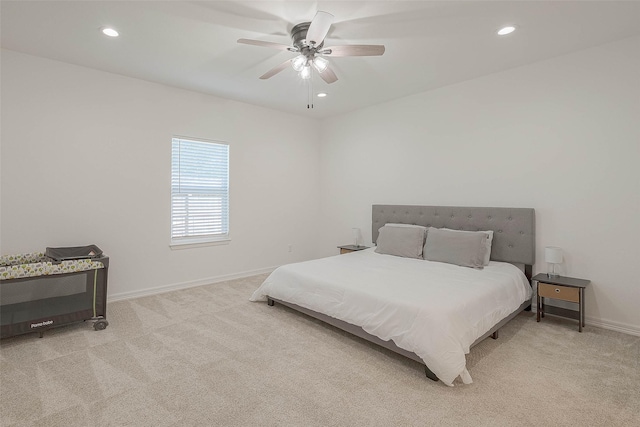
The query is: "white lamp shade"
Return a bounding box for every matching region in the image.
[299,65,311,79]
[291,55,306,72]
[545,247,563,264]
[312,56,329,73]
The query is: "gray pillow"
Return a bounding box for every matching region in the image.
[423,227,488,269]
[375,225,426,259]
[438,228,494,266]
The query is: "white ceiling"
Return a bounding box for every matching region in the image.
[2,1,640,119]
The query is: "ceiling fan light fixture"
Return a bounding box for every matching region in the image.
[238,9,385,90]
[300,65,311,80]
[312,56,329,73]
[291,54,307,72]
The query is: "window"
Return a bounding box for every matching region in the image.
[171,137,229,246]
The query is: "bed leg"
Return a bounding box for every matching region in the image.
[425,366,439,382]
[524,304,532,312]
[267,298,274,307]
[491,330,499,340]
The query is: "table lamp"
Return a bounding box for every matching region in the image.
[352,227,361,248]
[545,246,563,278]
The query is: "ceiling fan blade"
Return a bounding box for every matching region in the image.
[237,38,293,51]
[319,66,338,84]
[259,59,292,80]
[306,11,334,46]
[322,45,385,57]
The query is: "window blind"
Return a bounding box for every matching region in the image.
[171,138,229,243]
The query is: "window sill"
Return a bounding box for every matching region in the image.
[170,238,231,250]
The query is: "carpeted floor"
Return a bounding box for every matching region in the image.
[1,273,638,426]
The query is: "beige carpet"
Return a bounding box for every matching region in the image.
[1,274,638,427]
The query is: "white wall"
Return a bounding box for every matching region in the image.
[3,36,639,335]
[1,49,321,299]
[318,36,640,335]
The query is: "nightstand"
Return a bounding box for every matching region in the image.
[337,245,369,254]
[533,273,590,332]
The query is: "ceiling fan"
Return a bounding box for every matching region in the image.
[238,11,385,84]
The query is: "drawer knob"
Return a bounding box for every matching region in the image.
[555,288,560,293]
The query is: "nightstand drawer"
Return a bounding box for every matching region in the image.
[538,282,579,303]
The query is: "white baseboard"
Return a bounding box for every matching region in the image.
[584,316,640,337]
[107,266,276,303]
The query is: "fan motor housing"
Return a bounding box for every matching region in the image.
[291,22,324,50]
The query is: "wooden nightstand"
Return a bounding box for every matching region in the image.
[533,273,590,332]
[337,245,369,254]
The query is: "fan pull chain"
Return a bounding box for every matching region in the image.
[307,77,314,109]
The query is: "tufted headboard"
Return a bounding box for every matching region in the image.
[372,205,535,270]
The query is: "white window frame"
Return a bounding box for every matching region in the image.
[170,136,230,248]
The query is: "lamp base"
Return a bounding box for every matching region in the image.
[547,272,560,278]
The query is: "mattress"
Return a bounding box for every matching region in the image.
[250,248,532,386]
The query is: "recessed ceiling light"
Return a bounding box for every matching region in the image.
[101,27,119,37]
[497,26,516,36]
[317,92,327,98]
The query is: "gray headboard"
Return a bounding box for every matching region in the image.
[372,205,535,267]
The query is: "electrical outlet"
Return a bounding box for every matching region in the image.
[288,244,292,252]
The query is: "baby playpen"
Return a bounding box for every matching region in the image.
[0,245,109,338]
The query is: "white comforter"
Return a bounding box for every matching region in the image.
[250,248,532,386]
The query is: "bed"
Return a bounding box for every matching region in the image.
[250,205,535,386]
